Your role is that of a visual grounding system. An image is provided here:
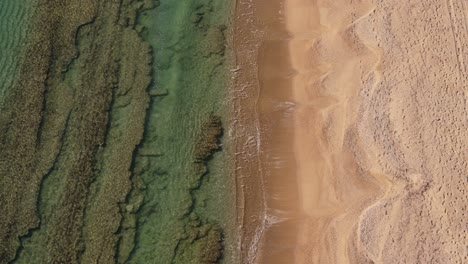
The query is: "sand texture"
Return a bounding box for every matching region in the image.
[235,0,467,263]
[288,0,468,263]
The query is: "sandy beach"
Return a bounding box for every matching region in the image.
[287,0,467,262]
[286,0,382,263]
[232,0,298,262]
[0,0,466,263]
[235,0,467,263]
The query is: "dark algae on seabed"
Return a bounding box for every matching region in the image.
[0,0,235,264]
[1,0,152,263]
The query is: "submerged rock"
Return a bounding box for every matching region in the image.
[194,115,223,162]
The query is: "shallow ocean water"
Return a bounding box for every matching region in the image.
[122,0,238,263]
[0,0,237,263]
[0,0,36,106]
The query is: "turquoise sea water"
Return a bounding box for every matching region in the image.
[0,0,36,105]
[123,1,237,263]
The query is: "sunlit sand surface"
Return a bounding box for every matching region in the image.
[235,0,468,263]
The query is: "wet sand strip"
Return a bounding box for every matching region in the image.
[233,0,301,263]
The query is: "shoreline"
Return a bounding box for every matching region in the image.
[233,0,386,262]
[231,0,266,261]
[232,0,300,262]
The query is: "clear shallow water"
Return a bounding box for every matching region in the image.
[0,0,37,106]
[122,1,237,263]
[0,0,236,263]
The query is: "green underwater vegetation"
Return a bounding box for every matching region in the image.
[0,0,235,263]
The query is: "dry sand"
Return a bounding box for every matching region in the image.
[286,0,468,263]
[235,0,467,263]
